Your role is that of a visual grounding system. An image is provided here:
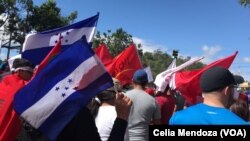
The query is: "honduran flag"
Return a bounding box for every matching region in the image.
[14,39,113,140]
[22,13,99,65]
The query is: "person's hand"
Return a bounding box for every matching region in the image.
[115,93,132,121]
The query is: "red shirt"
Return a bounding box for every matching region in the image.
[155,93,176,124]
[0,73,26,141]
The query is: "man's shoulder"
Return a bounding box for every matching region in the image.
[173,104,200,116]
[169,104,204,124]
[125,89,146,96]
[125,89,156,102]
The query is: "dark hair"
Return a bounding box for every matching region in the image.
[229,100,249,121]
[155,85,170,96]
[87,90,116,118]
[87,98,100,118]
[12,58,35,69]
[133,81,147,88]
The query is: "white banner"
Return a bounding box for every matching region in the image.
[144,66,154,83]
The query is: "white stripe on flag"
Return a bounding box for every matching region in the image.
[169,73,176,90]
[21,55,106,128]
[22,27,96,51]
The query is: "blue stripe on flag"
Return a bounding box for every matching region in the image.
[14,38,113,140]
[39,72,112,140]
[14,39,95,114]
[21,44,71,65]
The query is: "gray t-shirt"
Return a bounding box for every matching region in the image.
[124,89,161,141]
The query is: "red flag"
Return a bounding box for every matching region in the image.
[0,74,26,141]
[35,36,62,75]
[172,51,238,104]
[94,43,113,66]
[107,44,142,85]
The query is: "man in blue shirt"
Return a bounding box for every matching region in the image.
[170,67,247,125]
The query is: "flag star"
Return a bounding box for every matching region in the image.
[60,36,64,39]
[65,39,68,43]
[66,31,70,35]
[61,93,66,97]
[55,87,60,91]
[65,86,69,90]
[55,40,58,44]
[68,78,73,83]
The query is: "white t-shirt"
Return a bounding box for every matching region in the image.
[95,106,117,141]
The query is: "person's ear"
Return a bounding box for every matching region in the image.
[223,86,232,96]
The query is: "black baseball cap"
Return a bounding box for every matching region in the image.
[200,66,236,92]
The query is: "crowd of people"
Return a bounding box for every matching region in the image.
[0,58,249,141]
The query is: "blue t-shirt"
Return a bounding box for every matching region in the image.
[169,103,247,125]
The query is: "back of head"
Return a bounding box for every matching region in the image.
[88,78,122,117]
[230,100,249,121]
[97,78,122,102]
[12,58,35,72]
[12,58,35,81]
[132,69,148,85]
[200,66,236,93]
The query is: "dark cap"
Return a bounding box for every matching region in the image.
[234,75,244,84]
[200,66,236,92]
[132,69,148,84]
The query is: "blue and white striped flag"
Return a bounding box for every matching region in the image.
[22,13,99,65]
[14,39,113,140]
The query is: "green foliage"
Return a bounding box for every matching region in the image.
[1,0,77,44]
[239,0,250,6]
[30,0,76,32]
[93,29,205,79]
[141,50,173,78]
[93,28,134,57]
[0,0,77,58]
[1,0,21,45]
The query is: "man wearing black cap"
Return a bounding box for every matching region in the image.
[169,66,247,124]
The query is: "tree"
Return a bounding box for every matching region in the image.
[93,28,134,57]
[141,50,173,78]
[1,0,21,59]
[239,0,250,6]
[0,0,77,59]
[0,0,14,27]
[93,28,205,79]
[14,0,33,49]
[29,0,77,32]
